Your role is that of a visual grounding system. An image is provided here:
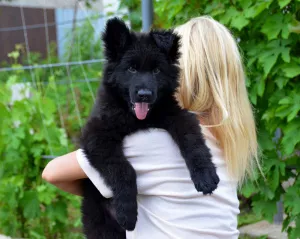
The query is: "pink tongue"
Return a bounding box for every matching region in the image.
[134,103,149,120]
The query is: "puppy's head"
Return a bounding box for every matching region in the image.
[102,18,181,120]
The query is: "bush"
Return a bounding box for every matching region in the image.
[0,18,101,238]
[0,78,82,238]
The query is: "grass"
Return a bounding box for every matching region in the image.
[238,210,263,227]
[238,209,267,239]
[240,236,268,239]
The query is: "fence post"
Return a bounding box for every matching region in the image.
[142,0,153,32]
[274,196,284,224]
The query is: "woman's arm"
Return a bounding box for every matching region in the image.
[42,151,87,196]
[42,150,113,198]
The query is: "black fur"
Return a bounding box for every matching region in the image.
[80,18,220,239]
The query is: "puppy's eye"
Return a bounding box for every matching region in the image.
[152,68,160,74]
[128,67,137,73]
[153,68,160,74]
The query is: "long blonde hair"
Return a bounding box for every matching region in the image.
[175,16,260,184]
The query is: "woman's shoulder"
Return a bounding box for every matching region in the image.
[124,126,234,181]
[124,126,219,154]
[125,124,216,140]
[123,127,225,167]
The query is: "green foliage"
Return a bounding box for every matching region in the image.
[238,210,263,227]
[118,0,142,31]
[120,0,300,237]
[0,18,101,238]
[0,79,83,238]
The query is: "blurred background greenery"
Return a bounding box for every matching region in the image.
[0,0,299,238]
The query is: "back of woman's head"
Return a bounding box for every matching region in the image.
[175,16,260,184]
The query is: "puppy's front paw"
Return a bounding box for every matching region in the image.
[113,196,137,231]
[192,167,220,194]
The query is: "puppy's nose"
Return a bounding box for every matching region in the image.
[137,89,152,101]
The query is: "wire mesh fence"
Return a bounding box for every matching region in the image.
[0,1,116,160]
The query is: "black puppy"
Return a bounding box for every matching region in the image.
[80,18,220,239]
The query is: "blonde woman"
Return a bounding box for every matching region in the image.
[42,16,259,239]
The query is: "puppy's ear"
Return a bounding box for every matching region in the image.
[102,18,133,61]
[150,30,181,63]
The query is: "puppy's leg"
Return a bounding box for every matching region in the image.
[82,179,126,239]
[81,117,138,231]
[160,111,220,194]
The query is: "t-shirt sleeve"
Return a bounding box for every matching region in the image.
[76,149,113,198]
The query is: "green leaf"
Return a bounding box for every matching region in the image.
[6,75,18,88]
[220,6,240,25]
[281,121,300,154]
[288,216,300,239]
[257,77,266,97]
[279,162,286,176]
[275,76,289,89]
[269,166,279,191]
[10,138,20,150]
[284,120,300,134]
[275,91,300,122]
[30,146,44,158]
[14,127,26,139]
[8,175,24,187]
[281,48,291,63]
[265,186,276,200]
[261,14,284,40]
[249,82,258,105]
[241,181,257,198]
[278,97,291,105]
[58,128,68,147]
[256,41,284,75]
[282,215,293,231]
[252,199,278,222]
[231,15,249,30]
[48,75,57,91]
[37,185,56,205]
[287,107,300,122]
[284,183,300,215]
[204,2,225,17]
[264,157,278,172]
[278,0,292,9]
[258,130,274,151]
[8,51,20,60]
[282,62,300,78]
[262,53,279,76]
[47,201,68,223]
[239,0,252,9]
[281,25,290,39]
[0,103,10,127]
[20,191,41,219]
[275,105,290,118]
[40,97,56,118]
[244,1,272,19]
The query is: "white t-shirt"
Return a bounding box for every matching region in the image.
[77,127,240,239]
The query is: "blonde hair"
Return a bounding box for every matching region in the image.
[175,16,260,184]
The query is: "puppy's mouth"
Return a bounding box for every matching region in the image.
[132,102,150,120]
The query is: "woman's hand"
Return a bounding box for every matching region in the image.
[42,151,87,196]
